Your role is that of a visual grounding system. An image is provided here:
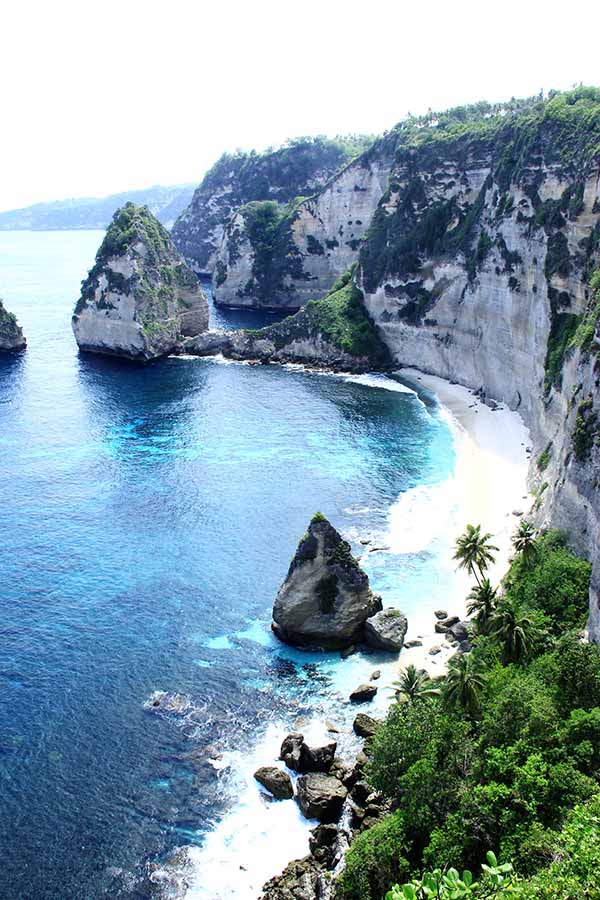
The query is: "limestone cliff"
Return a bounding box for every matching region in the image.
[352,88,600,639]
[72,203,208,361]
[272,513,382,649]
[212,135,396,309]
[171,137,369,277]
[0,299,26,351]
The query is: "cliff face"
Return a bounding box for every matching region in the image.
[171,138,367,277]
[72,203,208,361]
[354,89,600,639]
[212,136,396,309]
[0,299,26,351]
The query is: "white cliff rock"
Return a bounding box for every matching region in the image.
[72,203,208,361]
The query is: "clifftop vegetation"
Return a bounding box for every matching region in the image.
[359,87,600,294]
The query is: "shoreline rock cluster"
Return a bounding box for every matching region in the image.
[254,717,387,900]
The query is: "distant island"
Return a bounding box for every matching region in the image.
[0,183,196,231]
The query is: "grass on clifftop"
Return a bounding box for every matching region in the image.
[247,269,391,365]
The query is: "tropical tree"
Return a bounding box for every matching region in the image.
[444,652,486,718]
[489,596,540,664]
[454,525,499,586]
[466,579,498,634]
[512,520,537,566]
[390,663,440,704]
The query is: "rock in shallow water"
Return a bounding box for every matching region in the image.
[254,766,294,800]
[279,733,336,773]
[363,607,408,651]
[272,513,381,649]
[296,773,348,822]
[350,683,378,703]
[0,299,26,352]
[72,203,209,361]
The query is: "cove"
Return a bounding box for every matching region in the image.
[0,231,456,899]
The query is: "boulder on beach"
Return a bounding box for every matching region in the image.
[364,607,408,651]
[350,683,378,703]
[254,766,294,800]
[296,773,348,822]
[272,513,382,649]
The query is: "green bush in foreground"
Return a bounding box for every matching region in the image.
[336,811,411,900]
[336,527,597,900]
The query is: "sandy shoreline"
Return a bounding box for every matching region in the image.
[395,367,532,676]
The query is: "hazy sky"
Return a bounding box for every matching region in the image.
[2,0,599,212]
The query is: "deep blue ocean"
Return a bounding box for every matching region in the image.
[0,231,458,900]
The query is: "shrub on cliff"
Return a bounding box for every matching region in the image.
[335,811,411,900]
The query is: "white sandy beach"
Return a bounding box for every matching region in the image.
[394,367,532,676]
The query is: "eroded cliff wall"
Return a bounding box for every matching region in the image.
[355,90,600,638]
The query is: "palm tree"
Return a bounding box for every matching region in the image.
[466,579,498,634]
[489,596,540,664]
[454,525,499,586]
[512,520,537,566]
[444,652,486,718]
[390,663,440,704]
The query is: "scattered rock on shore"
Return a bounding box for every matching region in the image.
[353,713,379,738]
[364,607,408,651]
[254,767,294,800]
[296,773,348,822]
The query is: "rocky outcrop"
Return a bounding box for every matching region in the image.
[254,766,294,800]
[72,203,208,361]
[272,513,382,649]
[181,270,391,372]
[172,138,366,276]
[363,607,408,651]
[296,773,348,823]
[353,713,380,738]
[0,299,26,351]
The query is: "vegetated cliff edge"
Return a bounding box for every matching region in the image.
[72,203,208,361]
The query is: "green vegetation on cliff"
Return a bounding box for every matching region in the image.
[77,204,199,319]
[172,135,374,271]
[0,298,26,350]
[336,525,596,900]
[359,88,600,294]
[247,269,391,365]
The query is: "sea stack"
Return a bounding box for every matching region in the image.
[0,299,26,351]
[72,203,209,361]
[272,513,382,649]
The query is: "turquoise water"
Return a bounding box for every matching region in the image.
[0,231,456,898]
